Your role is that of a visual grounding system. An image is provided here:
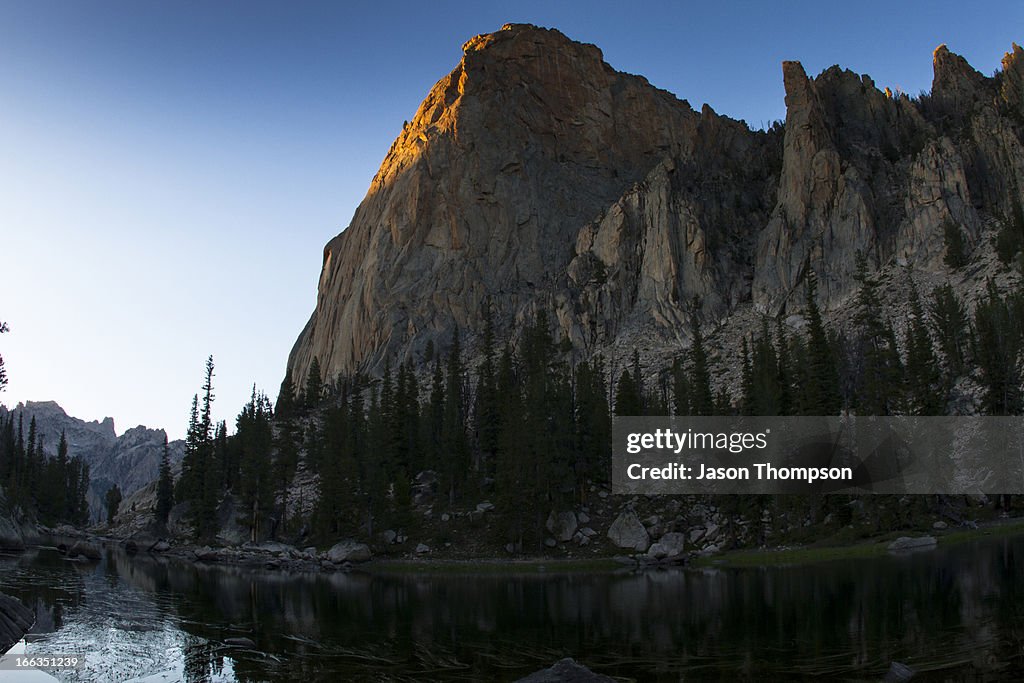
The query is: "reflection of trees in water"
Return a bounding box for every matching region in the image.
[8,538,1024,679]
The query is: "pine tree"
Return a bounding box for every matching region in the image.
[930,283,969,377]
[0,320,8,393]
[973,279,1024,415]
[237,388,275,540]
[943,221,968,269]
[904,280,945,415]
[851,255,904,415]
[613,368,641,416]
[474,303,500,480]
[671,356,690,416]
[105,484,122,525]
[155,434,174,527]
[688,305,714,416]
[441,329,469,506]
[304,357,324,410]
[801,271,842,415]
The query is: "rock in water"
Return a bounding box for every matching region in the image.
[607,511,650,552]
[0,593,34,654]
[516,657,614,682]
[883,661,916,682]
[887,536,937,552]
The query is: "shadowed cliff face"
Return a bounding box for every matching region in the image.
[288,24,1024,385]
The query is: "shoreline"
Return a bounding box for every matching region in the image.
[22,516,1024,576]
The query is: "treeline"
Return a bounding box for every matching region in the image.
[0,316,90,528]
[0,415,90,527]
[170,356,297,541]
[167,258,1024,547]
[307,308,611,551]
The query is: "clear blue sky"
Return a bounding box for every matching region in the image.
[1,1,1019,439]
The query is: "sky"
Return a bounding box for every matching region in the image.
[1,1,1020,440]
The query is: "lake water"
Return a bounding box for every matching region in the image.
[2,535,1024,681]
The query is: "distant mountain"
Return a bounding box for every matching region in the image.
[0,401,184,523]
[286,23,1024,384]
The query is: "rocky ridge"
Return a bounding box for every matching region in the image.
[0,401,184,523]
[288,25,1024,386]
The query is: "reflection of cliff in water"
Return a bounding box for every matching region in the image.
[4,537,1024,680]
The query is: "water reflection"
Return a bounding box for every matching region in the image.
[1,536,1024,681]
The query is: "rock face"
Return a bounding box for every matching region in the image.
[0,401,184,523]
[288,24,1024,388]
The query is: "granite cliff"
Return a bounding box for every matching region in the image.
[288,24,1024,385]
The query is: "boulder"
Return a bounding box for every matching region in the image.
[327,540,372,563]
[382,529,397,544]
[932,520,948,530]
[646,532,686,560]
[607,511,649,552]
[415,543,431,554]
[546,511,578,543]
[194,547,222,562]
[887,536,937,552]
[149,539,171,553]
[476,501,495,513]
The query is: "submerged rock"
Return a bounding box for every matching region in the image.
[516,657,614,682]
[67,541,102,561]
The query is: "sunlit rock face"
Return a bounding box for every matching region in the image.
[288,24,1024,383]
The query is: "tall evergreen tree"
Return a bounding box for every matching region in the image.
[105,484,122,525]
[0,319,8,393]
[851,255,904,415]
[973,279,1024,415]
[688,305,714,416]
[155,434,174,527]
[930,283,969,378]
[613,368,642,416]
[904,280,945,415]
[441,330,469,506]
[801,270,842,415]
[304,357,324,410]
[237,388,275,540]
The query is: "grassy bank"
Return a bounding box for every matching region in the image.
[693,518,1024,568]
